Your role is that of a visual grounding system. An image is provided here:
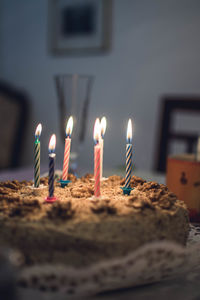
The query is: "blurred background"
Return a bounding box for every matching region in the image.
[0,0,200,175]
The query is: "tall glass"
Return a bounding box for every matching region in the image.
[54,74,94,175]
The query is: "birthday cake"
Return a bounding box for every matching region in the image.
[0,174,189,268]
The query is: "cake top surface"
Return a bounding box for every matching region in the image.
[0,174,186,224]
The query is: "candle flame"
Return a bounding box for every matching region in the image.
[126,119,133,143]
[35,123,42,139]
[93,118,100,144]
[66,116,73,137]
[100,117,107,138]
[48,134,56,153]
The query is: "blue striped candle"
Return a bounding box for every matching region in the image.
[125,119,133,188]
[125,143,132,188]
[34,124,42,188]
[48,134,56,198]
[121,119,133,195]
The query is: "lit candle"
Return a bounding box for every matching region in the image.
[93,118,101,198]
[197,137,200,161]
[121,119,133,195]
[125,119,133,187]
[62,116,73,181]
[34,123,42,188]
[46,134,57,202]
[100,117,107,180]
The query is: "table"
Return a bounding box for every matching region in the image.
[18,277,200,300]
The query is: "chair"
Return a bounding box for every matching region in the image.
[0,81,29,169]
[155,96,200,172]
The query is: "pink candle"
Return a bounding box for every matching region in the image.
[100,117,107,180]
[62,116,73,180]
[62,137,71,180]
[93,118,101,197]
[99,137,103,179]
[94,144,101,197]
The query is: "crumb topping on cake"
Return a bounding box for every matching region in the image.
[0,175,186,221]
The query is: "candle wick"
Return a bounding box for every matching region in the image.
[49,150,55,155]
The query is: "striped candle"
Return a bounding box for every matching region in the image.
[125,143,132,188]
[34,124,42,188]
[49,153,55,197]
[62,138,71,180]
[125,119,133,188]
[94,119,101,197]
[48,134,56,198]
[62,116,73,180]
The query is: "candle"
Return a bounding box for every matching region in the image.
[34,123,42,188]
[121,119,133,195]
[62,116,73,181]
[197,137,200,161]
[93,118,101,197]
[100,117,107,180]
[125,119,133,188]
[46,134,56,202]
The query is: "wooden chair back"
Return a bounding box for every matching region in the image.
[0,82,29,169]
[155,96,200,172]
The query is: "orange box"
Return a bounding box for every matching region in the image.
[166,154,200,222]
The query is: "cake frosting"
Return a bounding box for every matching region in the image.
[0,174,189,267]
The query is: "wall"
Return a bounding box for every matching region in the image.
[1,0,200,173]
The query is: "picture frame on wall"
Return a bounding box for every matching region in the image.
[48,0,112,55]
